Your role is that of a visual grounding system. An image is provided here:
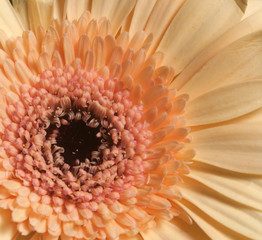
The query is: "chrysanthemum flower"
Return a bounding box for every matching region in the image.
[0,0,261,239]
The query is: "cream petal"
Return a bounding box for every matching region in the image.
[243,0,262,19]
[180,31,262,99]
[185,81,262,126]
[64,0,91,21]
[176,200,249,240]
[178,180,262,239]
[127,0,157,37]
[143,0,185,55]
[157,0,244,75]
[27,0,54,33]
[0,208,17,239]
[0,0,24,37]
[230,107,262,125]
[188,162,262,210]
[91,0,136,35]
[190,124,262,174]
[12,0,29,30]
[173,8,262,90]
[141,219,208,240]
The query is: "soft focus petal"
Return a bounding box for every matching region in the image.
[0,0,24,37]
[190,124,262,174]
[177,200,250,240]
[157,0,245,75]
[180,31,262,99]
[64,0,91,21]
[91,0,136,34]
[173,8,262,90]
[141,219,209,240]
[243,0,262,18]
[178,180,262,239]
[189,162,262,210]
[185,81,262,126]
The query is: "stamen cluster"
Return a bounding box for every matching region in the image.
[3,66,151,208]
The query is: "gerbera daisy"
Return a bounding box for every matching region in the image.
[0,0,261,239]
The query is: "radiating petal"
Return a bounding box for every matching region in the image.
[177,180,262,239]
[141,219,208,240]
[190,124,262,174]
[12,0,29,30]
[27,0,54,33]
[173,8,262,90]
[185,81,262,126]
[0,0,24,37]
[243,0,262,18]
[188,162,262,210]
[127,0,157,37]
[143,0,185,55]
[176,200,250,240]
[157,0,245,75]
[180,31,262,99]
[64,0,91,21]
[91,0,136,34]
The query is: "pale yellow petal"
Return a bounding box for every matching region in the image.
[176,200,249,240]
[178,180,262,239]
[190,124,262,174]
[12,0,29,30]
[91,0,136,35]
[0,0,24,37]
[127,0,157,37]
[0,208,17,239]
[141,219,208,240]
[144,0,185,55]
[185,81,262,126]
[243,0,262,19]
[157,0,245,75]
[64,0,91,21]
[180,31,262,99]
[53,0,65,22]
[27,0,54,33]
[189,162,262,210]
[174,8,262,90]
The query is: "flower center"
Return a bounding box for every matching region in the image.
[49,119,103,167]
[3,66,151,208]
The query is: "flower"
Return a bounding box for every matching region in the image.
[0,0,261,239]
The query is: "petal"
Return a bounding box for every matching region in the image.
[190,124,262,174]
[143,0,185,55]
[244,0,262,18]
[0,0,24,37]
[185,81,262,126]
[127,0,157,37]
[12,0,29,30]
[173,8,262,90]
[91,0,136,35]
[27,0,54,33]
[178,180,262,239]
[141,219,208,240]
[0,208,17,239]
[176,200,250,240]
[189,162,262,210]
[157,0,245,75]
[180,31,262,99]
[64,0,91,21]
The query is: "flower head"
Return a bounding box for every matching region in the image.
[0,0,262,240]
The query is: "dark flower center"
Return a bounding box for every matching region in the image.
[46,119,102,167]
